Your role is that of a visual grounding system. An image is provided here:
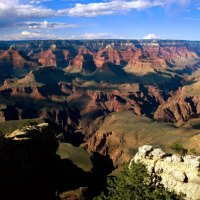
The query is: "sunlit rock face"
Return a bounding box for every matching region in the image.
[132,145,200,200]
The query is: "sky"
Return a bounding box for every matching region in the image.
[0,0,200,40]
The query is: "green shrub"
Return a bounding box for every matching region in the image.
[94,162,183,200]
[170,142,188,156]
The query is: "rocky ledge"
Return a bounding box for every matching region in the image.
[132,145,200,200]
[5,123,49,140]
[0,123,59,200]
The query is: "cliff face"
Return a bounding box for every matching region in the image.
[159,46,198,66]
[154,78,200,123]
[65,54,96,73]
[0,48,37,69]
[154,96,200,123]
[133,145,200,200]
[37,50,57,67]
[0,123,59,199]
[3,40,199,76]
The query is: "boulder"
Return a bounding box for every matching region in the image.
[133,145,200,200]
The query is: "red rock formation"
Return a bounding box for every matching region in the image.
[124,56,167,75]
[159,46,198,66]
[68,55,85,72]
[37,50,56,67]
[0,48,37,69]
[94,47,121,67]
[78,47,94,55]
[69,84,165,126]
[154,96,200,123]
[124,60,155,75]
[85,131,129,167]
[39,107,77,132]
[62,50,69,60]
[119,47,141,63]
[93,53,106,68]
[66,54,96,73]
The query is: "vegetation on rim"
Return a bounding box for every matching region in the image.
[94,162,184,200]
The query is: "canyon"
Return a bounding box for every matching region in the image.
[1,39,200,199]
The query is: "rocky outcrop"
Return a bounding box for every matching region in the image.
[124,60,155,75]
[0,123,59,199]
[154,93,200,123]
[36,50,57,67]
[94,47,120,67]
[85,130,129,167]
[132,145,200,200]
[59,187,87,200]
[124,57,167,76]
[39,107,78,132]
[65,54,96,73]
[159,46,198,66]
[0,48,37,81]
[1,40,199,72]
[0,48,37,69]
[120,47,141,64]
[84,85,165,117]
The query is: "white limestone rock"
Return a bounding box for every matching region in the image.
[150,148,166,159]
[138,145,153,157]
[133,145,200,200]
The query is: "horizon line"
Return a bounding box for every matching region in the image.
[1,39,200,42]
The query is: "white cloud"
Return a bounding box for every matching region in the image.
[81,33,114,39]
[143,33,161,39]
[0,0,193,24]
[0,0,194,36]
[67,32,126,40]
[60,0,195,17]
[15,20,80,29]
[0,0,194,28]
[2,31,57,40]
[0,0,55,26]
[2,31,115,41]
[58,0,164,17]
[23,0,52,4]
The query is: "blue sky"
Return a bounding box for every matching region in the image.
[0,0,200,40]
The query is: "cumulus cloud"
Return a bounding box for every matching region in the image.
[58,0,193,17]
[23,0,52,4]
[80,33,114,39]
[2,31,118,41]
[11,20,80,29]
[67,32,126,40]
[2,31,57,40]
[0,0,193,27]
[59,0,164,17]
[0,0,194,40]
[0,0,55,27]
[143,33,161,39]
[0,0,193,23]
